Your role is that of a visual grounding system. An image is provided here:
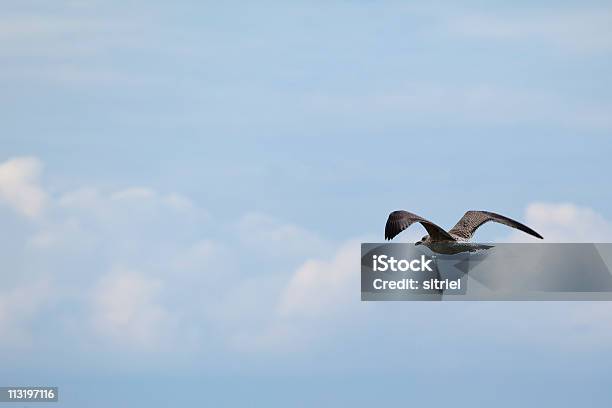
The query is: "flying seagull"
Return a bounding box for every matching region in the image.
[385,210,543,245]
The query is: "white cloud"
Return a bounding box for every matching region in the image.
[0,158,216,352]
[5,156,338,355]
[91,268,172,349]
[230,240,363,352]
[27,217,88,250]
[57,187,102,210]
[38,185,206,256]
[0,156,47,218]
[163,193,195,212]
[237,212,329,258]
[170,239,239,290]
[278,240,359,319]
[0,280,52,347]
[507,202,612,242]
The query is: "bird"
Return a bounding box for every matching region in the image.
[385,210,543,247]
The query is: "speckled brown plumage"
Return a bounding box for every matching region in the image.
[385,210,543,242]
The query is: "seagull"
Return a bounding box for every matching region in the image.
[385,210,543,247]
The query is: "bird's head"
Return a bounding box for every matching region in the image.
[415,235,428,246]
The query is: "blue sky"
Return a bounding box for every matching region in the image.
[1,1,612,406]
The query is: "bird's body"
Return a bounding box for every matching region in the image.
[385,210,543,247]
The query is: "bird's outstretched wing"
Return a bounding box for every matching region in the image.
[385,210,454,241]
[448,210,543,240]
